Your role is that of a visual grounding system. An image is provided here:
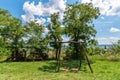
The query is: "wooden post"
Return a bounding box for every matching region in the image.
[79,43,93,73]
[55,42,59,71]
[79,53,82,70]
[55,47,59,60]
[84,48,93,73]
[56,42,61,72]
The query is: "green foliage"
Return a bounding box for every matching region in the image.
[0,37,10,47]
[63,3,100,45]
[47,12,63,60]
[87,46,106,55]
[24,21,49,60]
[87,46,95,55]
[0,8,25,59]
[0,48,11,58]
[24,21,44,47]
[0,3,100,61]
[0,8,11,26]
[0,8,11,48]
[0,8,25,50]
[64,46,74,59]
[108,41,120,55]
[63,3,100,59]
[8,18,24,49]
[47,12,63,48]
[0,8,49,60]
[0,37,11,59]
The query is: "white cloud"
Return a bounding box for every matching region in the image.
[35,18,46,24]
[81,0,120,16]
[61,25,65,27]
[21,14,35,22]
[21,0,67,24]
[96,37,120,44]
[44,27,49,33]
[110,27,120,32]
[47,17,51,23]
[101,16,105,20]
[62,35,70,43]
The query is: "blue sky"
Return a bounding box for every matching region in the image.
[0,0,120,44]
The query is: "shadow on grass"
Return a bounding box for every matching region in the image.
[38,61,57,73]
[38,60,86,73]
[61,60,80,69]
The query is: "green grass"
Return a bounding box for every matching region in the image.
[0,58,120,80]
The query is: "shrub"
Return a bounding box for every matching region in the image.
[0,48,12,59]
[108,41,120,55]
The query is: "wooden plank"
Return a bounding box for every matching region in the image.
[50,41,84,44]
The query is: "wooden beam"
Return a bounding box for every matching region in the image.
[50,41,84,44]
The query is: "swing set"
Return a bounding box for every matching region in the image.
[53,41,93,73]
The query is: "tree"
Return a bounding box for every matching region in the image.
[0,8,12,47]
[47,12,63,59]
[24,21,48,60]
[0,8,26,61]
[63,2,100,59]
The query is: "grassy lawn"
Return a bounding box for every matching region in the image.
[0,58,120,80]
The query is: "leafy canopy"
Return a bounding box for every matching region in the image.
[63,2,100,46]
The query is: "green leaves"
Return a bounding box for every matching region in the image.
[47,12,63,48]
[24,21,49,57]
[63,2,100,45]
[108,40,120,55]
[0,8,11,26]
[62,2,100,59]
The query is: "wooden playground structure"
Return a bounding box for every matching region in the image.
[54,41,93,73]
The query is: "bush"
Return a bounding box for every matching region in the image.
[87,46,105,55]
[108,44,120,55]
[0,48,12,59]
